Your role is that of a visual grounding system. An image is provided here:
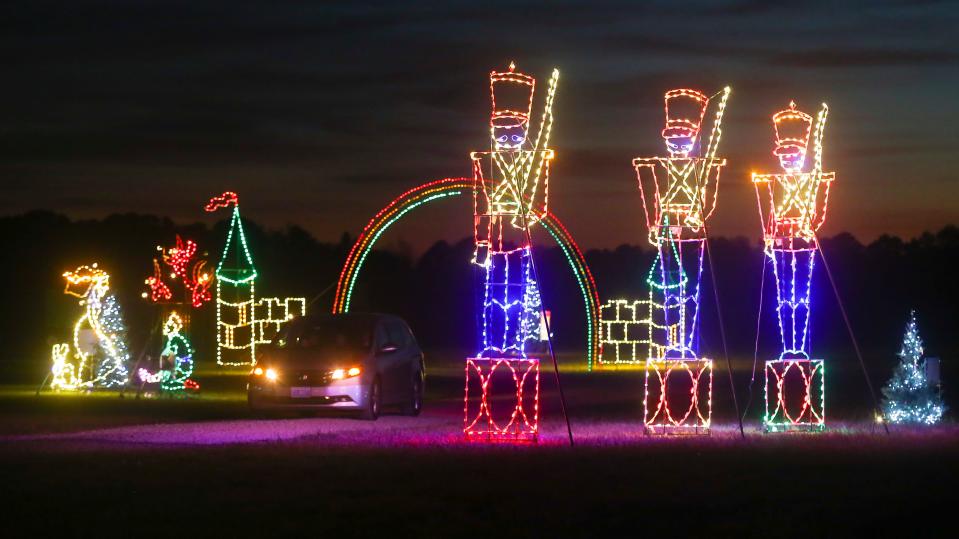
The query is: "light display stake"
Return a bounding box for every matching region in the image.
[753,101,833,432]
[880,311,945,424]
[464,63,558,441]
[633,86,731,433]
[50,264,130,390]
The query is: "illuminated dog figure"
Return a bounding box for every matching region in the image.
[50,264,130,390]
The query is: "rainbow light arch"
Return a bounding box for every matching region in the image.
[333,177,601,369]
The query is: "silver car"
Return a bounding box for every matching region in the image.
[247,313,425,419]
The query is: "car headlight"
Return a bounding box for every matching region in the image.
[331,367,361,380]
[265,368,278,381]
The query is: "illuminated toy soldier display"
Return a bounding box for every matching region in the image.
[753,101,833,431]
[633,86,730,433]
[464,63,558,441]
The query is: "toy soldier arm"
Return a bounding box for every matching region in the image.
[752,173,776,239]
[520,148,554,222]
[701,157,726,222]
[702,87,731,161]
[812,171,835,232]
[632,158,663,244]
[520,68,558,223]
[808,103,831,233]
[471,152,493,266]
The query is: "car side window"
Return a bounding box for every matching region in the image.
[374,323,391,349]
[386,320,408,348]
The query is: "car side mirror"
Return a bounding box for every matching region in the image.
[378,344,399,355]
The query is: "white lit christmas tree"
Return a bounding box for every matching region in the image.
[881,310,945,424]
[95,292,131,388]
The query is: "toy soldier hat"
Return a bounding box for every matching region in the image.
[490,62,535,128]
[773,101,813,157]
[662,88,708,139]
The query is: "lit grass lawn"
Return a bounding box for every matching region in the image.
[0,385,246,435]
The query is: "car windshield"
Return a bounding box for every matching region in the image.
[274,317,373,353]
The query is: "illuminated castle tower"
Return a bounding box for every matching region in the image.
[752,101,833,432]
[633,86,730,433]
[464,63,558,441]
[206,192,259,366]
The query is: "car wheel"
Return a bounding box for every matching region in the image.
[401,373,423,416]
[360,377,381,420]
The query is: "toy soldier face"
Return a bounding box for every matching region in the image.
[493,123,528,150]
[777,149,807,173]
[665,134,695,157]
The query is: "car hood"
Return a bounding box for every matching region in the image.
[260,346,370,370]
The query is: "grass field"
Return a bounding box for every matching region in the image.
[2,353,955,537]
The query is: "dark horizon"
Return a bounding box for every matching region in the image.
[5,207,958,258]
[3,1,958,251]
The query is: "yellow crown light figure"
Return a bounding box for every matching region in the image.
[464,63,558,442]
[753,101,833,432]
[633,86,730,434]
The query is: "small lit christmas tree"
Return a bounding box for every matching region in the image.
[95,292,131,388]
[522,271,544,352]
[881,310,945,424]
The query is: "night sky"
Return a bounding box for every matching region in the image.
[4,1,958,251]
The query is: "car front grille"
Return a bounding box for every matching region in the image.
[282,369,333,386]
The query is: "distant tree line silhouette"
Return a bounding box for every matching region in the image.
[2,211,955,417]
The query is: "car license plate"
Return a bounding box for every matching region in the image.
[290,387,312,398]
